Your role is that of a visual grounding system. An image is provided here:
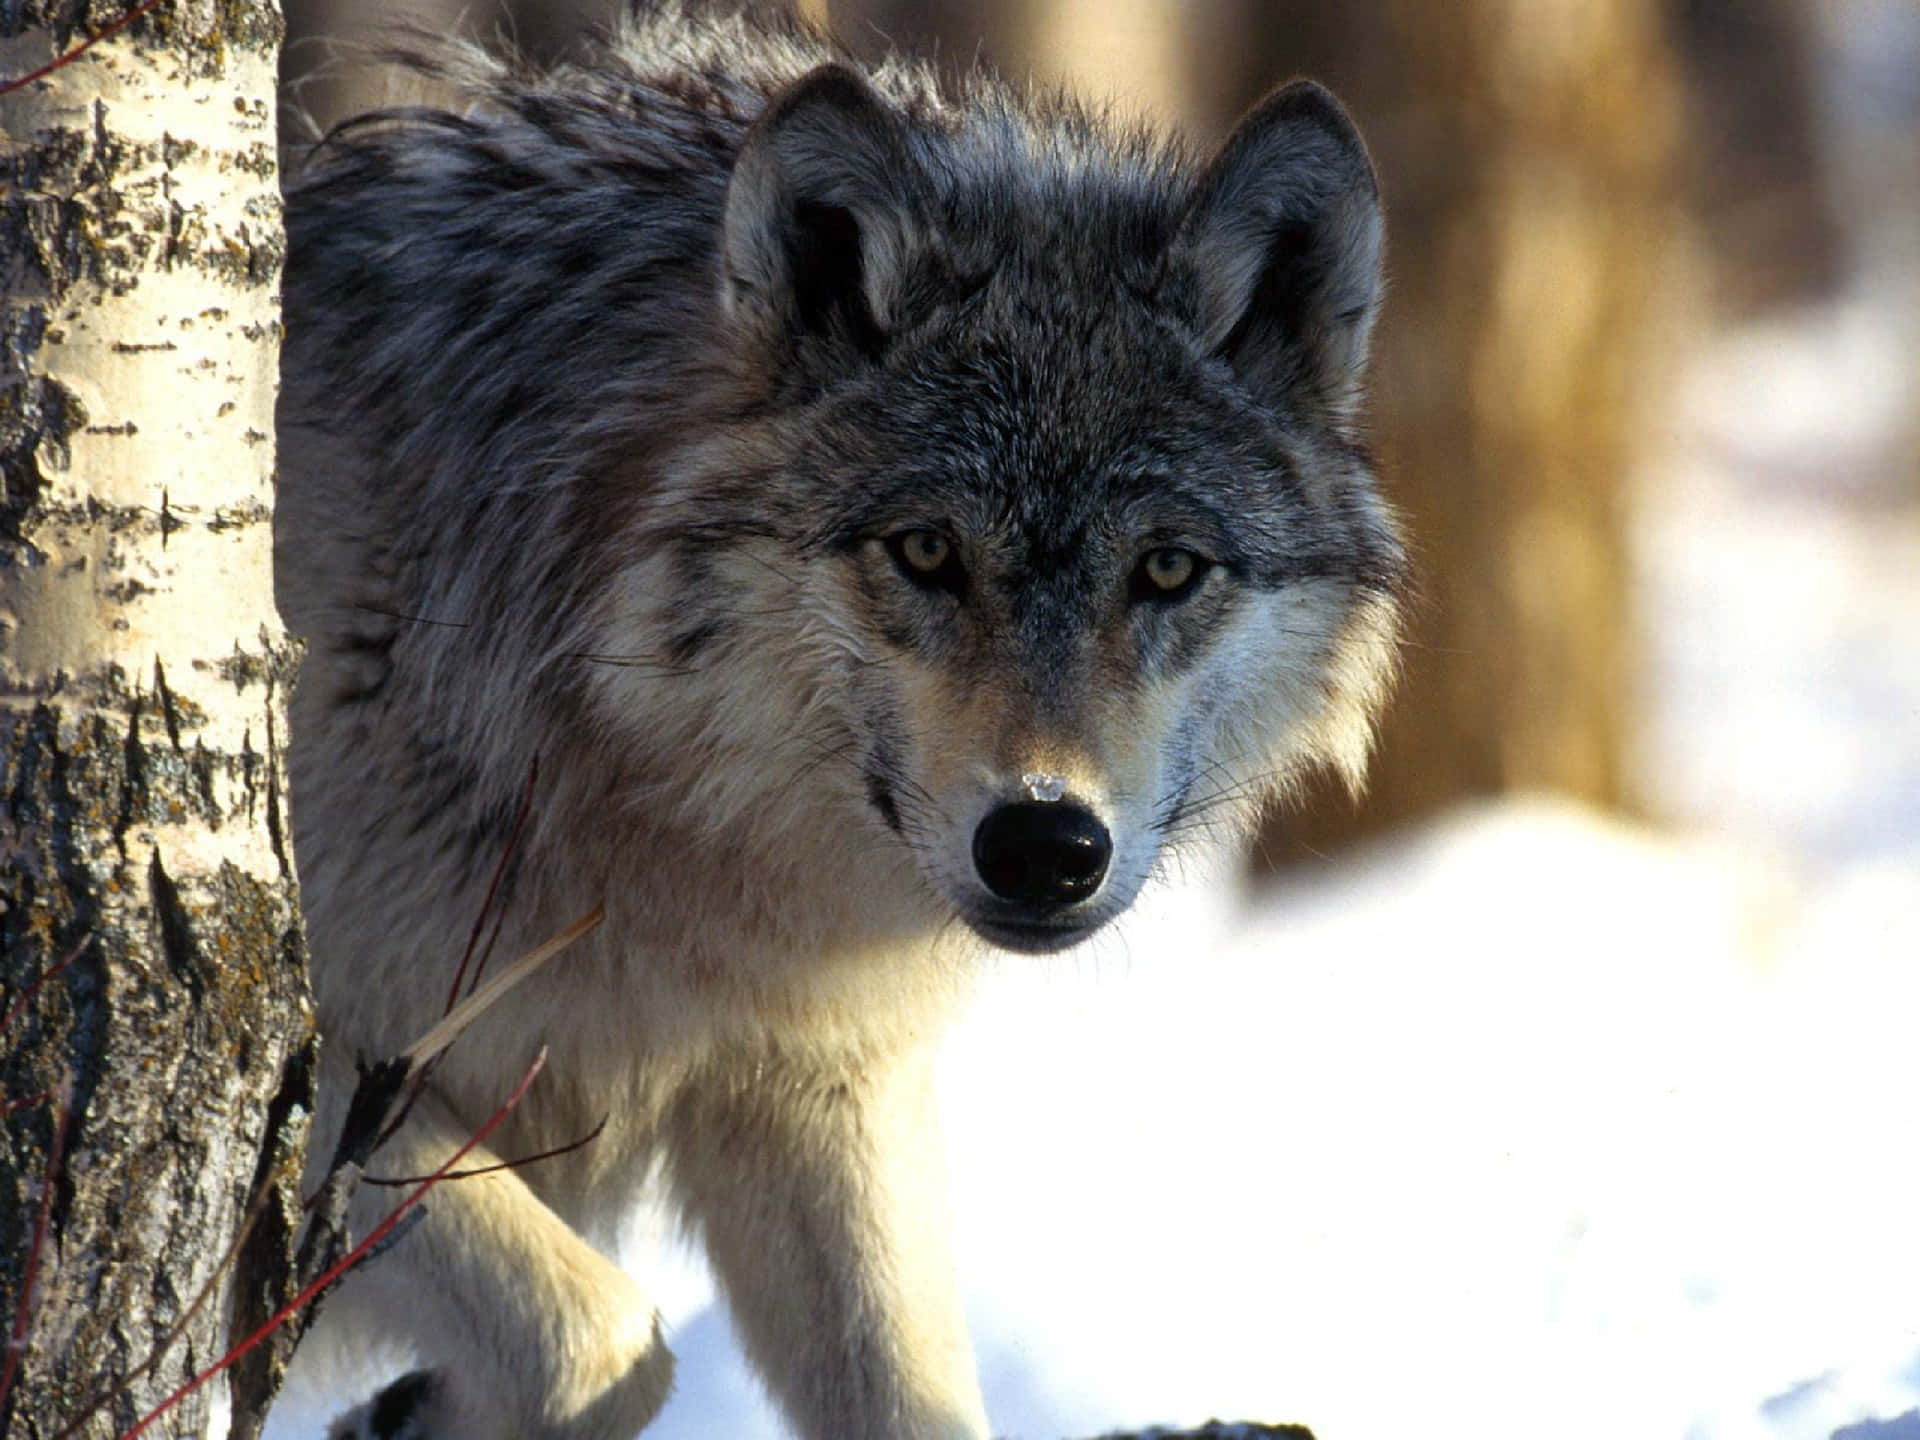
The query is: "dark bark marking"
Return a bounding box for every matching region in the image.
[239,721,260,825]
[225,1031,317,1440]
[152,657,183,751]
[145,849,200,994]
[114,694,145,859]
[264,707,289,879]
[1,375,85,543]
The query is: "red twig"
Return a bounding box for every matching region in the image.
[116,1048,550,1440]
[0,0,169,97]
[0,1089,54,1120]
[381,755,538,1154]
[1,1079,71,1421]
[2,935,89,1038]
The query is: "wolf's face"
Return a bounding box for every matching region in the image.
[781,318,1397,954]
[589,69,1402,954]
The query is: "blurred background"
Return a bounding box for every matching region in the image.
[271,3,1920,1439]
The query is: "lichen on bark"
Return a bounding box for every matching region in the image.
[2,1,311,1435]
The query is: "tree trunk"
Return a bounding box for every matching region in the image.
[1217,0,1684,859]
[1668,0,1842,315]
[0,5,312,1438]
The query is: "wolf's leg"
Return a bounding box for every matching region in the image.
[322,1091,672,1440]
[667,1048,989,1440]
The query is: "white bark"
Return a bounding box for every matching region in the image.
[1,5,311,1438]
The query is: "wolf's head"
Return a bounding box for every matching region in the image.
[588,65,1405,954]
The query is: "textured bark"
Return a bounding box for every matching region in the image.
[0,4,312,1438]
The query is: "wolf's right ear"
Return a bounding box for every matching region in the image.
[1169,81,1382,423]
[721,65,943,363]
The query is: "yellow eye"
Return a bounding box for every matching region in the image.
[1141,547,1197,593]
[898,530,950,574]
[884,529,966,595]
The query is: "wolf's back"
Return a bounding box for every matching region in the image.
[279,32,736,646]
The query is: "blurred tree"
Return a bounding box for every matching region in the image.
[837,0,1684,860]
[1668,0,1843,314]
[1208,1,1687,859]
[284,0,464,133]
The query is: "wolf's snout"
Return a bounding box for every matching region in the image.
[971,802,1111,906]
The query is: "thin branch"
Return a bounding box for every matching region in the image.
[374,902,599,1156]
[1,1079,71,1420]
[3,934,90,1037]
[362,1113,608,1186]
[116,1048,551,1440]
[443,756,539,1014]
[390,757,542,1151]
[348,603,470,631]
[403,904,602,1070]
[465,899,511,1008]
[0,1088,53,1120]
[0,0,168,96]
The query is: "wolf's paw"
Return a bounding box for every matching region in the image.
[325,1371,442,1440]
[320,1334,672,1440]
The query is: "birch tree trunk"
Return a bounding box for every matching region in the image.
[0,4,312,1437]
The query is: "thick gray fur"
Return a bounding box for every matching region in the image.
[278,5,1406,1438]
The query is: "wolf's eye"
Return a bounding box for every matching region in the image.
[885,529,966,596]
[1131,547,1208,603]
[897,530,949,573]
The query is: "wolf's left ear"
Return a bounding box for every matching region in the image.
[1170,81,1382,421]
[721,64,944,361]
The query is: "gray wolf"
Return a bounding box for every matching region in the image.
[275,5,1404,1437]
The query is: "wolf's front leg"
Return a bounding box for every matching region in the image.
[321,1089,673,1440]
[667,1047,989,1440]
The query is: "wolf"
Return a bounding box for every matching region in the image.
[275,5,1404,1437]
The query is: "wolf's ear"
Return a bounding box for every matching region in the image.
[721,65,941,361]
[1170,81,1382,421]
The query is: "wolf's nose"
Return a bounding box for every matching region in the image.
[972,802,1111,906]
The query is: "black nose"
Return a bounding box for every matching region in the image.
[971,802,1111,907]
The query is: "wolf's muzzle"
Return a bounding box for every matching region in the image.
[971,801,1111,907]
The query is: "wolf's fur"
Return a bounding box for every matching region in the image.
[277,6,1405,1437]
